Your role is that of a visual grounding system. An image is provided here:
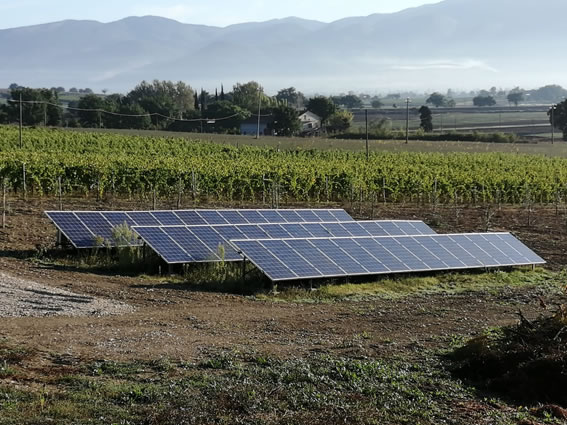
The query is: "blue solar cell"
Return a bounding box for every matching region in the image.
[325,223,352,237]
[340,222,372,237]
[377,239,429,270]
[128,212,160,226]
[497,233,543,264]
[330,210,354,222]
[134,227,193,263]
[394,222,422,235]
[261,240,322,277]
[214,225,247,243]
[236,224,269,239]
[278,210,305,223]
[103,212,136,228]
[259,210,286,223]
[379,222,403,236]
[434,235,482,267]
[47,212,96,248]
[489,235,528,264]
[301,223,332,237]
[218,210,248,224]
[469,234,514,265]
[198,211,228,225]
[285,239,346,276]
[412,222,436,235]
[75,212,114,241]
[450,235,498,266]
[419,237,466,268]
[235,240,297,280]
[164,227,217,261]
[401,238,447,269]
[151,211,185,226]
[283,223,312,238]
[190,226,240,260]
[310,239,367,274]
[262,224,293,238]
[355,238,409,272]
[335,239,389,274]
[296,210,320,222]
[239,211,268,224]
[359,222,389,236]
[312,210,336,222]
[175,211,207,225]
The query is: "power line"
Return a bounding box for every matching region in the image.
[7,99,271,123]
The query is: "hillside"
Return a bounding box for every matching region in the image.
[0,0,565,93]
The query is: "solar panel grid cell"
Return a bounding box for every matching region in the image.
[199,211,228,225]
[218,210,248,224]
[135,227,193,263]
[128,212,160,226]
[285,239,346,276]
[47,212,95,248]
[75,212,114,241]
[310,239,368,274]
[237,240,297,280]
[152,211,184,226]
[165,227,217,262]
[175,211,207,225]
[337,238,390,274]
[261,240,321,277]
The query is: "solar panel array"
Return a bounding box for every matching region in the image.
[230,233,546,282]
[45,209,354,248]
[132,220,436,264]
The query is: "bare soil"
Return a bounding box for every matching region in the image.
[0,197,563,363]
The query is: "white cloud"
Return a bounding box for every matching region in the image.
[391,59,498,73]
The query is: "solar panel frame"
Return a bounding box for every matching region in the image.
[45,209,355,249]
[230,233,545,282]
[131,220,434,264]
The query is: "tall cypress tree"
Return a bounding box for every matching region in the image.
[194,92,199,111]
[215,88,219,102]
[220,84,225,101]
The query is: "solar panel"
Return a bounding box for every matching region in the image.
[45,209,354,249]
[231,233,545,282]
[132,220,434,264]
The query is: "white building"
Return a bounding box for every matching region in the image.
[298,111,321,133]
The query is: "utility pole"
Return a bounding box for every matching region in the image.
[365,109,369,160]
[256,89,262,139]
[551,104,556,145]
[405,97,411,144]
[19,93,23,149]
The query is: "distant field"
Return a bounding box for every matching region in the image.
[353,107,550,134]
[65,126,567,157]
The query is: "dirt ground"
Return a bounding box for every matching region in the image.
[0,197,564,364]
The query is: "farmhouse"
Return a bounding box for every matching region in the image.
[299,111,321,133]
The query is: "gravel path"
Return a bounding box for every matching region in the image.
[0,271,133,318]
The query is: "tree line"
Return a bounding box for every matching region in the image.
[0,80,357,136]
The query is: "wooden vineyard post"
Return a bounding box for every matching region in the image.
[58,176,63,211]
[2,178,7,229]
[177,176,183,209]
[262,174,266,206]
[22,162,27,201]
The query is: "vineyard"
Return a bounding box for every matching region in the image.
[0,125,566,206]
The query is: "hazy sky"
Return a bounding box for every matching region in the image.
[0,0,443,29]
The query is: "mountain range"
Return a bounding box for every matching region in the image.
[0,0,565,94]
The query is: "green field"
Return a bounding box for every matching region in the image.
[64,126,566,156]
[1,125,567,205]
